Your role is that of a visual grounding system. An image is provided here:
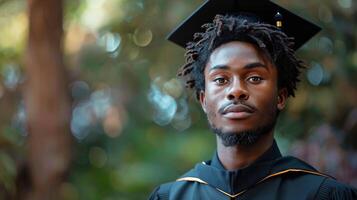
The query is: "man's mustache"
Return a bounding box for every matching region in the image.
[218,101,256,114]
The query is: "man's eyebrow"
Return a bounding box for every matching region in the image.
[209,62,267,72]
[244,62,267,69]
[209,65,229,71]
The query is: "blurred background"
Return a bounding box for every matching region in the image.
[0,0,355,199]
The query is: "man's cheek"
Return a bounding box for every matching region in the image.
[206,106,218,124]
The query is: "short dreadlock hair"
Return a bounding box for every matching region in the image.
[177,14,305,99]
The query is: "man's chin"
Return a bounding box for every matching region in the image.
[209,120,276,147]
[213,129,261,147]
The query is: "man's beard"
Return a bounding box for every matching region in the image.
[209,113,278,147]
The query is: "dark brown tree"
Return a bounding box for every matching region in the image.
[23,0,72,199]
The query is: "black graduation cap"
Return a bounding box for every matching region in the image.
[167,0,321,50]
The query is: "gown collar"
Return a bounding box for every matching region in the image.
[210,140,282,170]
[196,140,283,194]
[177,140,327,197]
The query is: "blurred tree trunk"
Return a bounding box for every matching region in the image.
[23,0,72,199]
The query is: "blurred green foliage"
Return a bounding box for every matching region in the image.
[0,0,356,199]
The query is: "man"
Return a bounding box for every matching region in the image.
[149,0,357,199]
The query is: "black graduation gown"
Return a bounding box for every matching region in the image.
[149,141,357,200]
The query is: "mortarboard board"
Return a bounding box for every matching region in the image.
[167,0,321,50]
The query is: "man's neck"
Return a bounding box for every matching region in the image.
[216,133,274,171]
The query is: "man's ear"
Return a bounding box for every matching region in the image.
[277,88,288,111]
[199,90,207,113]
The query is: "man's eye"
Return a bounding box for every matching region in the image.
[248,76,263,83]
[213,77,228,85]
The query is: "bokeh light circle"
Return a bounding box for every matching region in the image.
[133,27,153,47]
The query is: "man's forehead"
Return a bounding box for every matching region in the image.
[211,41,260,57]
[207,41,270,69]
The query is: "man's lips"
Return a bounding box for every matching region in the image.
[221,104,255,119]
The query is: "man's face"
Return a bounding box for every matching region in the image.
[199,41,287,145]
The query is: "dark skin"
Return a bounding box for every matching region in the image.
[199,41,288,170]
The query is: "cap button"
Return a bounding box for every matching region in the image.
[275,12,283,28]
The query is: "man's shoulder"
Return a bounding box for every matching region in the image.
[148,166,199,200]
[275,156,357,199]
[148,182,174,200]
[275,174,357,200]
[314,177,357,200]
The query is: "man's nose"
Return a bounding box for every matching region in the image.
[227,78,249,101]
